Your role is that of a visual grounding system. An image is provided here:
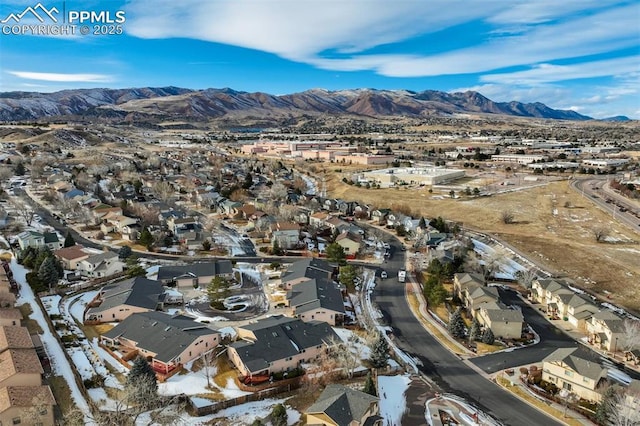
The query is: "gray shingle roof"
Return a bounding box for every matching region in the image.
[543,347,608,381]
[287,278,345,315]
[231,315,338,374]
[157,261,233,282]
[102,311,218,363]
[86,277,165,315]
[306,384,378,425]
[281,258,334,283]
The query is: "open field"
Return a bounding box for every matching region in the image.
[324,174,640,313]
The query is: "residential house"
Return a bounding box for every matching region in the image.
[287,278,345,326]
[476,304,524,339]
[530,278,568,307]
[542,347,608,402]
[0,326,33,353]
[101,311,220,375]
[54,245,90,270]
[306,384,381,426]
[218,199,242,216]
[0,309,21,327]
[271,222,300,250]
[465,286,499,313]
[156,261,233,289]
[334,231,362,257]
[586,310,626,352]
[100,214,139,236]
[557,294,599,331]
[0,386,56,426]
[16,231,45,251]
[227,315,339,377]
[371,209,391,225]
[84,277,166,323]
[310,211,332,228]
[77,251,123,279]
[281,258,334,290]
[453,272,485,303]
[0,349,43,388]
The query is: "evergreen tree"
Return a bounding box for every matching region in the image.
[207,276,231,308]
[118,246,133,260]
[242,172,253,189]
[202,240,212,251]
[138,228,154,250]
[37,257,58,290]
[326,242,346,265]
[272,238,283,256]
[363,371,377,396]
[469,318,481,342]
[481,328,495,345]
[448,307,466,339]
[271,403,288,426]
[14,162,26,176]
[338,264,358,292]
[125,257,146,278]
[126,356,158,408]
[63,232,75,248]
[370,332,390,368]
[418,216,427,229]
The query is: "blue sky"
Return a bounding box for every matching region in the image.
[1,0,639,118]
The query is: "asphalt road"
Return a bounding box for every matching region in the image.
[472,288,640,381]
[572,177,640,231]
[367,227,562,426]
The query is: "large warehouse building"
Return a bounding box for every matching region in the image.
[361,167,465,187]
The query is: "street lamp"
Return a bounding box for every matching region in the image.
[614,337,618,359]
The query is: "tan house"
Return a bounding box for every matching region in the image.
[530,278,567,306]
[0,386,56,426]
[476,305,524,339]
[54,244,90,270]
[77,251,124,279]
[0,309,22,327]
[0,349,43,388]
[156,260,233,289]
[270,221,301,250]
[453,272,484,302]
[84,277,166,323]
[563,296,599,331]
[287,278,345,326]
[101,311,220,375]
[228,315,338,377]
[542,347,608,403]
[306,384,381,426]
[465,286,499,313]
[586,310,626,352]
[0,326,33,353]
[281,258,334,290]
[335,231,362,256]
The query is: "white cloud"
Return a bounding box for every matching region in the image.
[7,71,113,83]
[124,1,639,80]
[481,56,640,85]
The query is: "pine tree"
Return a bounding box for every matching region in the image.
[418,216,427,229]
[370,332,390,368]
[326,242,346,265]
[118,246,133,260]
[469,318,481,342]
[363,371,377,396]
[126,356,158,408]
[63,232,75,248]
[448,307,466,339]
[37,257,58,290]
[481,328,495,345]
[208,276,231,308]
[271,403,288,426]
[138,228,154,250]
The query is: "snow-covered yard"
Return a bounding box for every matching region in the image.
[378,374,411,425]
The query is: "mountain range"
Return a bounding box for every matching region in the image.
[0,86,594,123]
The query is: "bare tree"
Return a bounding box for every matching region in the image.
[130,204,160,228]
[500,210,515,224]
[200,350,217,389]
[593,226,610,243]
[515,268,539,289]
[269,182,288,202]
[0,166,13,183]
[291,177,308,194]
[77,206,96,228]
[11,199,36,226]
[152,181,175,204]
[621,319,640,352]
[599,386,640,426]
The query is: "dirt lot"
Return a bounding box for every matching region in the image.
[327,176,640,313]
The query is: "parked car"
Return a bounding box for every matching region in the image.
[381,270,388,279]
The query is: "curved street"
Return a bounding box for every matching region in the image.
[369,229,563,426]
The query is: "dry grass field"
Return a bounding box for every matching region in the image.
[326,174,640,313]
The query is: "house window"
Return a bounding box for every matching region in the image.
[563,382,572,391]
[583,377,590,383]
[12,418,21,425]
[564,370,574,377]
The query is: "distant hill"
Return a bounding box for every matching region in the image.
[0,86,593,122]
[601,115,631,122]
